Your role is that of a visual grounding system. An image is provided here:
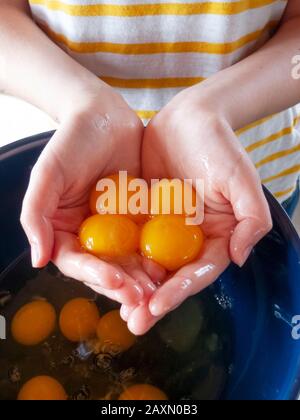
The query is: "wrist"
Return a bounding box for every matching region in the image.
[167,83,233,133]
[185,82,238,129]
[59,78,136,122]
[57,78,112,122]
[60,81,143,144]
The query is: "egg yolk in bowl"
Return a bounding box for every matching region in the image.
[11,301,56,346]
[119,384,168,400]
[59,298,100,342]
[18,376,67,400]
[96,309,136,352]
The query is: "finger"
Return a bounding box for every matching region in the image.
[230,217,272,267]
[120,304,135,322]
[142,258,167,284]
[20,151,63,268]
[124,264,157,297]
[20,165,56,268]
[83,282,144,307]
[120,299,154,323]
[53,231,144,304]
[20,209,53,268]
[149,237,230,317]
[227,156,272,266]
[82,282,141,306]
[120,262,158,321]
[127,303,163,336]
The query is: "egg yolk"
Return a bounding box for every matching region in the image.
[59,298,100,342]
[89,174,148,224]
[119,384,168,400]
[96,310,136,352]
[150,179,197,217]
[79,214,139,259]
[140,215,204,271]
[11,301,56,346]
[18,376,67,400]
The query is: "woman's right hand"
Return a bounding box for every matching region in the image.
[20,85,165,307]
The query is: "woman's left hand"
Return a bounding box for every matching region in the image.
[122,85,272,335]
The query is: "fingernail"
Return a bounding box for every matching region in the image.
[239,246,253,267]
[150,301,171,317]
[120,305,131,321]
[31,244,40,267]
[150,294,182,317]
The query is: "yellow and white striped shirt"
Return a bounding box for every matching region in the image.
[28,0,300,202]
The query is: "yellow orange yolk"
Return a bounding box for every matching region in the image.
[140,215,204,271]
[79,214,139,259]
[18,376,67,400]
[11,301,56,346]
[118,384,168,400]
[59,298,100,342]
[150,178,197,217]
[89,174,148,224]
[96,310,136,352]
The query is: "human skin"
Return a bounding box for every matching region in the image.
[0,1,299,334]
[0,0,165,308]
[121,1,300,334]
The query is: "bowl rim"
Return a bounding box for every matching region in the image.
[0,130,55,161]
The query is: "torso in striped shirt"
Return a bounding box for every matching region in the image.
[29,0,300,202]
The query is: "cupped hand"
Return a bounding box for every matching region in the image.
[122,86,272,334]
[20,86,164,307]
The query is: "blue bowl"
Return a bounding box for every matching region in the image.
[0,132,300,400]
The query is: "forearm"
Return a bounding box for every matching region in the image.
[0,2,106,122]
[194,17,300,131]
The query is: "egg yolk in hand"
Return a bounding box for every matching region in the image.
[140,215,204,271]
[11,301,56,346]
[119,384,168,400]
[79,214,139,259]
[89,174,148,224]
[150,178,197,217]
[18,376,67,400]
[59,298,100,342]
[96,310,136,352]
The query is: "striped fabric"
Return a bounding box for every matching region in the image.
[29,0,300,202]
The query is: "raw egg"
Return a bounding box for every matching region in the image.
[140,215,204,271]
[11,301,56,346]
[96,310,136,352]
[18,376,67,400]
[89,174,148,223]
[119,384,168,400]
[59,298,100,342]
[79,214,139,259]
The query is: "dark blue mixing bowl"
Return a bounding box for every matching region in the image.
[0,132,300,400]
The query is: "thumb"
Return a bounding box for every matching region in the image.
[228,157,272,267]
[230,216,272,267]
[20,155,61,267]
